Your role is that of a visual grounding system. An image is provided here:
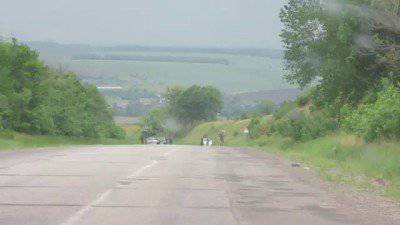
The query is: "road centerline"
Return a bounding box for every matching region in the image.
[59,158,161,225]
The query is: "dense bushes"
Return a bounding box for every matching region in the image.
[250,84,400,143]
[0,40,124,139]
[247,93,338,142]
[270,110,338,141]
[247,117,261,139]
[344,85,400,141]
[273,101,296,119]
[295,90,312,107]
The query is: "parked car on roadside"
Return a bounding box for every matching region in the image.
[157,137,167,145]
[146,137,159,145]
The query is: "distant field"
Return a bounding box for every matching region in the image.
[28,42,291,93]
[63,50,289,93]
[72,54,230,65]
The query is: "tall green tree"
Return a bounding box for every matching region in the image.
[280,0,400,108]
[0,40,124,139]
[166,85,222,124]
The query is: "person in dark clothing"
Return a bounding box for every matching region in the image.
[218,130,225,146]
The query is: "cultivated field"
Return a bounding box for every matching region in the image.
[68,51,289,93]
[28,42,291,94]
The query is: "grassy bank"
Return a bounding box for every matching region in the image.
[178,119,400,199]
[0,126,141,150]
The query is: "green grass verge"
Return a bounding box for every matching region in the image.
[0,128,141,151]
[178,119,400,199]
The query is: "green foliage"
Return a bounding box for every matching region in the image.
[344,84,400,141]
[279,0,400,142]
[0,40,124,139]
[166,85,223,125]
[140,85,222,139]
[140,109,166,139]
[295,90,312,107]
[270,109,338,141]
[247,117,261,139]
[280,0,400,108]
[273,101,296,119]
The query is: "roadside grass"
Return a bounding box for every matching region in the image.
[0,128,141,151]
[179,119,400,200]
[269,135,400,198]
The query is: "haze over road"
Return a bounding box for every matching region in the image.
[0,146,395,225]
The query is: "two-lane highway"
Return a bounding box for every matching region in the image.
[0,145,396,225]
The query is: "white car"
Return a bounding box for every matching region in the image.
[202,138,213,146]
[146,137,158,145]
[158,137,167,145]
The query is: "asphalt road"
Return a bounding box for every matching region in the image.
[0,145,396,225]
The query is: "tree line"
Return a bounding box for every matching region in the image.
[0,39,124,139]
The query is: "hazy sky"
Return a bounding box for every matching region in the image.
[0,0,285,48]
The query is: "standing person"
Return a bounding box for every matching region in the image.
[218,130,225,146]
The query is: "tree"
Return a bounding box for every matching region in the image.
[140,109,165,138]
[280,0,400,108]
[0,40,124,139]
[166,85,222,125]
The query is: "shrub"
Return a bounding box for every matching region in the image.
[274,101,296,119]
[247,117,261,139]
[295,90,313,107]
[271,110,338,141]
[344,85,400,141]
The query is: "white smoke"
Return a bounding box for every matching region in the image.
[163,117,183,134]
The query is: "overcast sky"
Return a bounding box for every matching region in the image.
[0,0,285,48]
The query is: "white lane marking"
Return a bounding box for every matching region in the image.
[59,160,158,225]
[59,189,113,225]
[127,160,158,179]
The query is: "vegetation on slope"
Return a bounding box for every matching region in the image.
[281,0,399,107]
[0,39,124,139]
